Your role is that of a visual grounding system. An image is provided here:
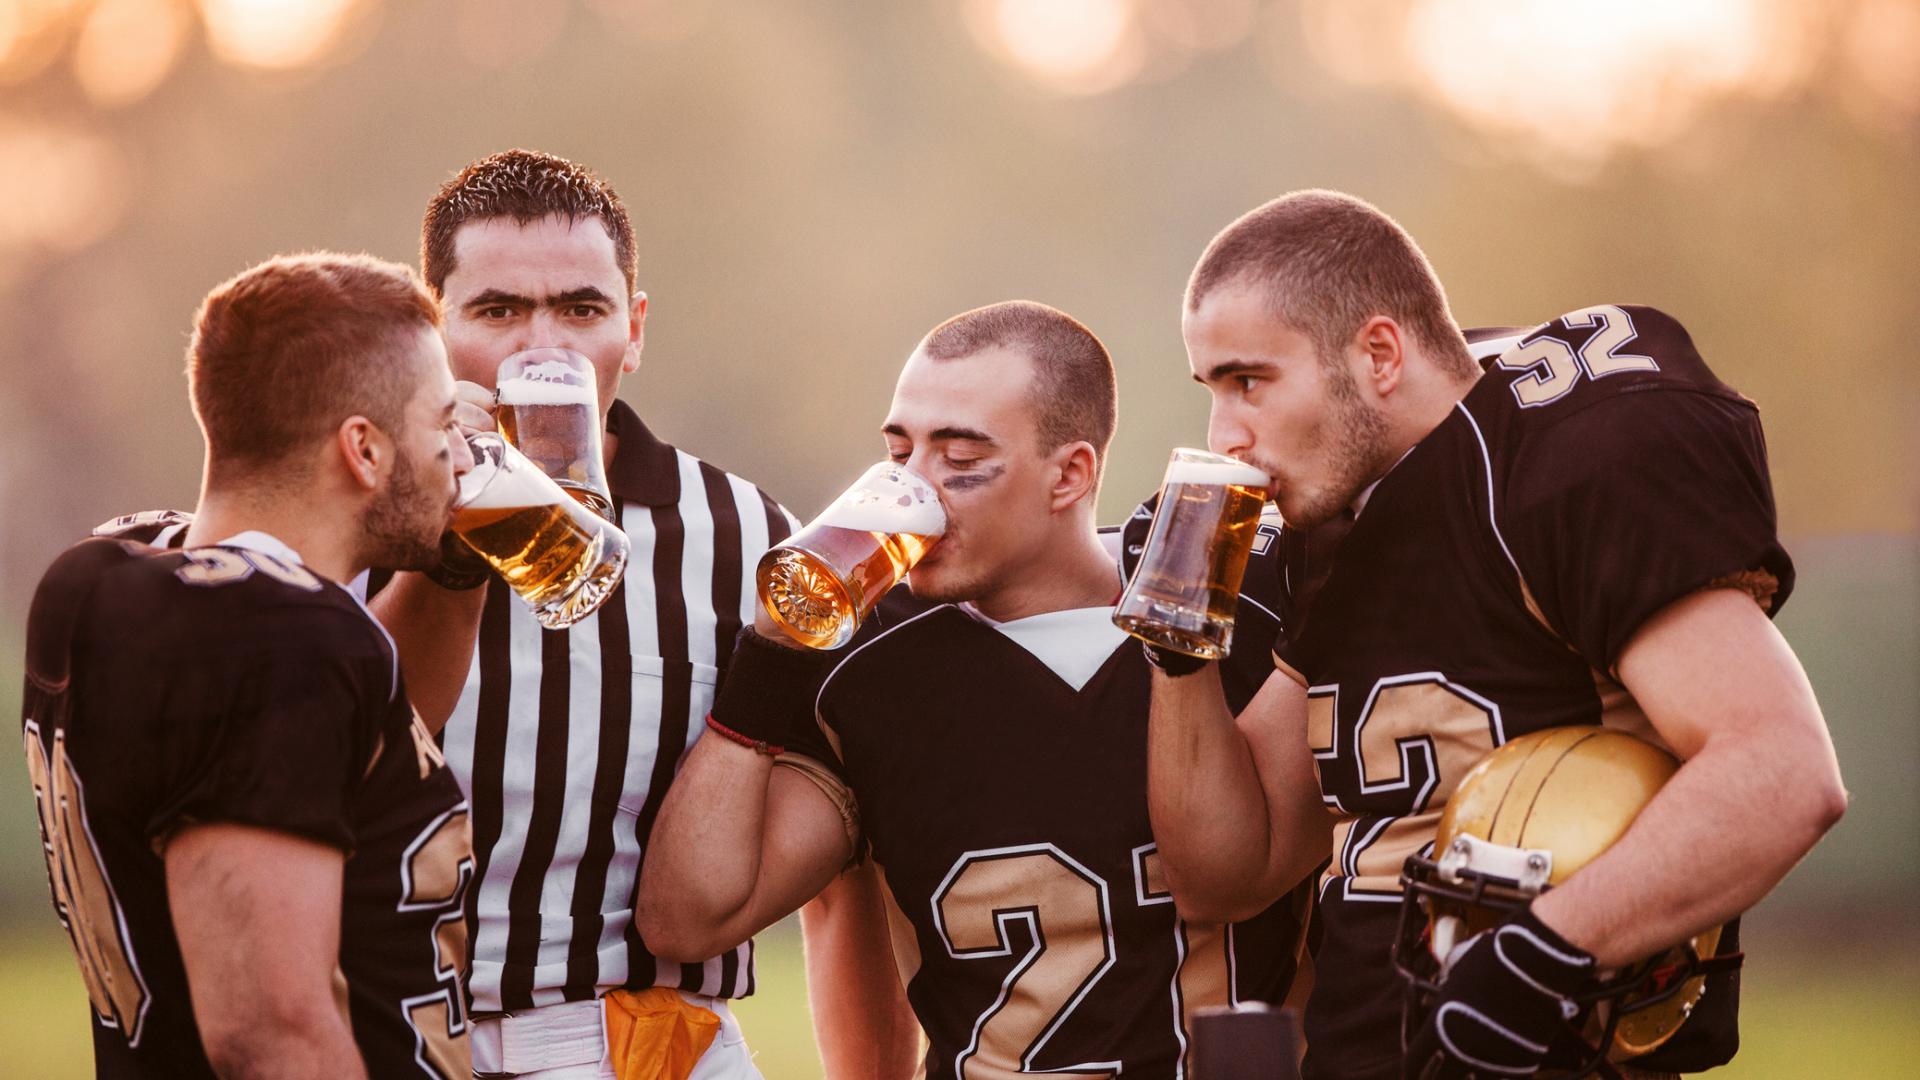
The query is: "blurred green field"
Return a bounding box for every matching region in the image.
[3,918,1914,1078]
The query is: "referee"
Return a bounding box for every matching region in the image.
[373,150,790,1079]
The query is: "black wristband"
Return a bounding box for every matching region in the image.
[712,627,839,748]
[1142,640,1209,678]
[424,531,491,591]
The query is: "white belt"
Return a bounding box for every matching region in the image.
[471,993,739,1077]
[472,998,607,1076]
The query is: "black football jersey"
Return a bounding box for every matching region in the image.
[1274,306,1787,1078]
[20,533,473,1079]
[780,573,1310,1080]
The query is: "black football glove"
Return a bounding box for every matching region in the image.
[1403,905,1596,1079]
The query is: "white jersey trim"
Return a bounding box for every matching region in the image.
[958,604,1126,692]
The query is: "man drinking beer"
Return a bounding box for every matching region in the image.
[25,253,476,1078]
[1142,191,1843,1079]
[636,300,1316,1080]
[370,149,822,1080]
[81,150,902,1078]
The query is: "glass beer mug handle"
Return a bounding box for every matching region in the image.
[1113,448,1270,660]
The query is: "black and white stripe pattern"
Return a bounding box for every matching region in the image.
[441,408,796,1014]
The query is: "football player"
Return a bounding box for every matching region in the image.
[21,253,476,1079]
[1144,191,1846,1079]
[636,301,1313,1079]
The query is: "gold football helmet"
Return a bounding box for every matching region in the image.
[1393,727,1741,1078]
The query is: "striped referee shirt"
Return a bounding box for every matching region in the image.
[439,399,797,1015]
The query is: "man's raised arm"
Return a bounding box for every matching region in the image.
[369,572,485,732]
[636,733,852,961]
[1147,662,1331,924]
[636,620,855,961]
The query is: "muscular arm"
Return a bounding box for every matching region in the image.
[1532,588,1847,967]
[635,738,853,962]
[1147,663,1332,924]
[368,575,485,733]
[166,823,366,1080]
[800,863,924,1080]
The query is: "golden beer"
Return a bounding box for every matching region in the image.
[757,463,945,650]
[1113,449,1270,660]
[495,349,614,519]
[453,433,630,630]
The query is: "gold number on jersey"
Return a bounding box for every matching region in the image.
[398,807,474,1080]
[21,723,153,1045]
[1496,304,1659,408]
[175,548,323,591]
[934,845,1119,1079]
[1136,845,1235,1074]
[1307,675,1502,897]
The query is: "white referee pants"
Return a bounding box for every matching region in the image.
[469,993,761,1080]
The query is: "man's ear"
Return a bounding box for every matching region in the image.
[335,416,386,492]
[1050,440,1101,512]
[623,291,648,375]
[1354,315,1406,398]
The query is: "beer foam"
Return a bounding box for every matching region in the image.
[816,463,946,535]
[1164,458,1269,487]
[497,373,596,407]
[460,459,565,510]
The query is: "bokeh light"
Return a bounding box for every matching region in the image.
[964,0,1147,95]
[1394,0,1816,164]
[73,0,192,107]
[0,0,88,83]
[197,0,360,69]
[1288,0,1920,170]
[964,0,1918,173]
[0,113,128,256]
[1843,0,1920,127]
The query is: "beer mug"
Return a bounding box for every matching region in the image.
[495,348,614,519]
[1113,448,1271,660]
[453,432,631,630]
[756,462,946,650]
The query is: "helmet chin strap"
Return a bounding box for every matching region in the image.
[1431,914,1466,971]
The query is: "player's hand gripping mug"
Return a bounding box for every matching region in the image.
[1113,447,1271,660]
[452,432,631,630]
[494,348,615,520]
[756,462,946,650]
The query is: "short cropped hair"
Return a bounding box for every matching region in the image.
[421,148,637,296]
[921,300,1117,471]
[187,252,441,479]
[1187,190,1475,378]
